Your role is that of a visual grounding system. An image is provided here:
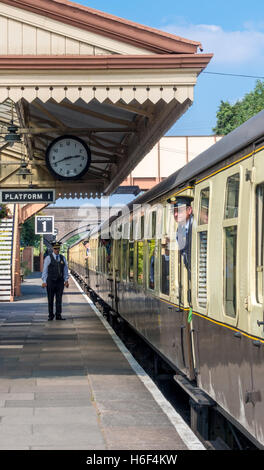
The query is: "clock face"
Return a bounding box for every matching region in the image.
[46,136,91,180]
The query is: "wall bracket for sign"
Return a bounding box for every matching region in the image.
[0,189,55,204]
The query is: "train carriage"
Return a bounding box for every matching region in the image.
[69,110,264,448]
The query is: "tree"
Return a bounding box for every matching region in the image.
[213,80,264,135]
[20,216,40,248]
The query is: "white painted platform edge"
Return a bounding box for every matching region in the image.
[71,274,205,451]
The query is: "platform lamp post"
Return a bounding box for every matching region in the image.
[39,235,44,272]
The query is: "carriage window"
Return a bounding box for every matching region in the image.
[122,240,128,281]
[148,240,155,290]
[137,241,144,285]
[141,216,144,239]
[224,226,237,317]
[256,184,264,303]
[223,173,239,317]
[106,240,112,273]
[225,174,240,219]
[116,240,122,275]
[199,187,210,225]
[160,239,170,295]
[152,212,156,238]
[129,242,134,281]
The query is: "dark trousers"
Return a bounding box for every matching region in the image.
[46,279,64,317]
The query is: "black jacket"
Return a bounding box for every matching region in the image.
[47,254,65,282]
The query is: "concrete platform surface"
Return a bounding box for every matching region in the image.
[0,273,204,450]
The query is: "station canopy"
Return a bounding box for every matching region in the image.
[0,0,212,199]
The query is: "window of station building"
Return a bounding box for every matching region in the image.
[225,173,240,219]
[137,241,144,285]
[256,183,264,304]
[197,187,210,308]
[160,239,170,296]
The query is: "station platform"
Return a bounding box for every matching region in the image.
[0,273,205,450]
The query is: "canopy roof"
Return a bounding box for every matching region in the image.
[0,0,212,198]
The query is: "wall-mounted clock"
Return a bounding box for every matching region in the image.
[45,135,91,180]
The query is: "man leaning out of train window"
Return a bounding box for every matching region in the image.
[83,241,90,259]
[167,196,194,270]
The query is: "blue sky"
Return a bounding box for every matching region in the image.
[77,0,264,135]
[54,0,264,206]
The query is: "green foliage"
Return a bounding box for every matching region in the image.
[213,80,264,135]
[20,216,40,248]
[0,204,9,220]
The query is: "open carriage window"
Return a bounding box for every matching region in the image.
[137,241,144,285]
[224,226,237,317]
[148,240,155,290]
[160,239,170,296]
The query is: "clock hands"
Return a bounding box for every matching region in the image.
[46,136,91,181]
[55,155,82,164]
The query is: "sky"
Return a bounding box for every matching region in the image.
[53,0,264,206]
[77,0,264,135]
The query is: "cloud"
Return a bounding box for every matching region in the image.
[163,22,264,66]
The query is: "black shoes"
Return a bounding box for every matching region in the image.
[48,314,66,321]
[56,315,66,320]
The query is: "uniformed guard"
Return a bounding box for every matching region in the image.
[41,242,69,321]
[167,195,194,270]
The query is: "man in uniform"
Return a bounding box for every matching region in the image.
[41,242,69,321]
[83,240,90,259]
[167,195,194,310]
[167,195,194,270]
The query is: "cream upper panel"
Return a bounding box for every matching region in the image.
[0,2,154,55]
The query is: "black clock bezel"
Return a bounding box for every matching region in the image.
[45,135,91,180]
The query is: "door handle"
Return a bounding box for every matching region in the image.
[180,325,186,368]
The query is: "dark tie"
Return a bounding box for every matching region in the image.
[56,255,59,262]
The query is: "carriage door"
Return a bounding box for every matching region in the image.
[114,238,122,313]
[248,145,264,445]
[170,198,195,380]
[105,239,114,310]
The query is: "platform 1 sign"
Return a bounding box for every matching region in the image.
[35,216,54,235]
[0,189,55,203]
